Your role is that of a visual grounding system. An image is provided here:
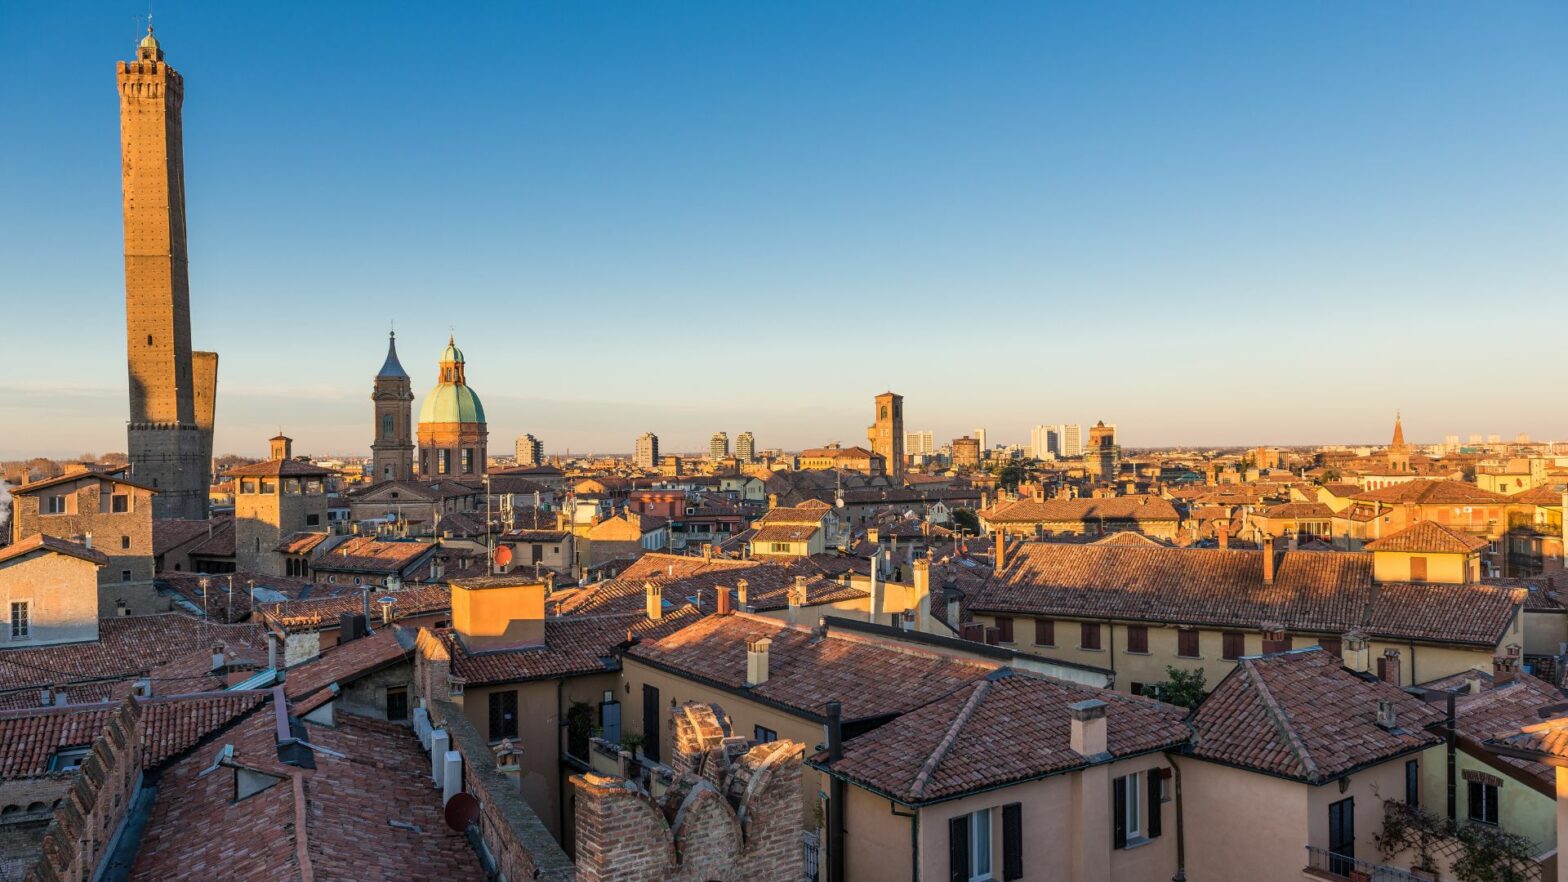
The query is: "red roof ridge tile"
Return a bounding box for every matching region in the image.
[1240,654,1320,781]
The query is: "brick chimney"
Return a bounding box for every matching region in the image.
[716,586,732,616]
[645,582,662,621]
[1379,649,1402,685]
[1218,525,1229,549]
[1262,535,1276,584]
[746,637,771,686]
[1069,699,1108,757]
[1494,653,1520,685]
[995,531,1008,570]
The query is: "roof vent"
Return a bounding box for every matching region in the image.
[1376,699,1397,731]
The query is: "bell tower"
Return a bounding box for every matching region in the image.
[371,331,415,483]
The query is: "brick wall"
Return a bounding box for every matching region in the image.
[22,698,143,882]
[573,702,804,882]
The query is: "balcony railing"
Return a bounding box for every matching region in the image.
[1304,846,1426,882]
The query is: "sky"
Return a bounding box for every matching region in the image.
[1,1,1565,459]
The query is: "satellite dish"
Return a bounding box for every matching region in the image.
[493,545,513,567]
[444,792,481,832]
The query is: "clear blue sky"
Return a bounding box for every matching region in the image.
[2,1,1564,458]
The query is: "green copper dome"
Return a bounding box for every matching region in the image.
[419,383,486,425]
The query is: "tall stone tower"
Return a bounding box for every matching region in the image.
[867,391,905,484]
[371,331,415,483]
[118,27,215,520]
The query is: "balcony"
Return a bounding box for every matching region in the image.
[1304,846,1427,882]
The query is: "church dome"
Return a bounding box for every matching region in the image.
[441,339,465,365]
[419,383,486,425]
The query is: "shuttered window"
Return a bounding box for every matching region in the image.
[949,815,969,882]
[1113,775,1129,849]
[1221,631,1245,660]
[1002,802,1023,880]
[1177,630,1200,658]
[1126,625,1149,654]
[1147,769,1163,838]
[1035,619,1054,646]
[995,616,1014,643]
[1320,636,1342,658]
[1081,622,1102,650]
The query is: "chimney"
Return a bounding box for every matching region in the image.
[947,592,961,629]
[267,633,278,670]
[1379,649,1402,685]
[868,552,883,622]
[1262,536,1276,584]
[702,543,712,561]
[825,700,843,761]
[746,637,771,686]
[1465,673,1484,694]
[768,493,779,510]
[912,558,931,632]
[1069,699,1108,757]
[1494,653,1520,685]
[867,527,880,546]
[83,532,93,550]
[1286,530,1298,553]
[994,532,1008,570]
[1376,699,1397,730]
[645,582,662,621]
[787,576,808,626]
[736,578,749,609]
[1218,526,1229,549]
[362,585,371,624]
[1342,632,1370,673]
[716,586,732,616]
[210,646,225,672]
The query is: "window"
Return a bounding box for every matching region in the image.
[121,535,131,550]
[965,810,992,880]
[437,449,451,475]
[111,494,129,513]
[1410,556,1428,582]
[1405,760,1419,806]
[1177,630,1200,658]
[1468,781,1499,826]
[48,747,91,772]
[753,725,778,743]
[10,602,29,639]
[995,616,1014,643]
[45,495,67,514]
[462,449,474,474]
[1035,619,1054,646]
[121,570,132,583]
[1001,802,1023,881]
[488,690,518,740]
[1126,625,1149,654]
[1113,774,1142,848]
[1080,622,1102,650]
[305,514,320,527]
[770,542,791,553]
[382,413,393,439]
[1328,797,1355,875]
[1222,631,1245,660]
[386,687,408,722]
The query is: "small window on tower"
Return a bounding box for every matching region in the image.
[147,335,153,346]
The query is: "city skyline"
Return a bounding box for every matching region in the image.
[2,3,1565,458]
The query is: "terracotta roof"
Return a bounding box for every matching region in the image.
[0,534,108,568]
[969,542,1522,647]
[273,531,330,555]
[186,518,235,558]
[1487,716,1568,761]
[152,518,225,555]
[816,669,1187,804]
[1452,674,1567,788]
[129,702,486,881]
[1364,520,1490,554]
[225,458,334,478]
[0,615,266,700]
[283,630,411,701]
[261,585,450,632]
[1261,502,1335,519]
[1089,532,1166,548]
[1511,484,1565,506]
[436,606,703,685]
[757,506,832,527]
[981,496,1179,525]
[1321,483,1364,498]
[1352,479,1509,506]
[1188,648,1443,782]
[0,691,265,777]
[9,469,155,495]
[311,536,434,575]
[625,613,997,722]
[617,553,757,581]
[753,524,822,543]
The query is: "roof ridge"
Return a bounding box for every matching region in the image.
[908,677,993,800]
[1241,659,1320,782]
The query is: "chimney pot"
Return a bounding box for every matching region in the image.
[746,637,772,686]
[736,578,749,608]
[1069,699,1108,756]
[1262,536,1276,583]
[716,586,732,616]
[645,582,662,621]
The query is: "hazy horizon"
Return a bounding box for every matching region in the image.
[3,2,1564,459]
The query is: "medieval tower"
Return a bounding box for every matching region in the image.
[118,27,216,520]
[867,391,905,483]
[371,331,415,483]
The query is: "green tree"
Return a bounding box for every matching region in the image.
[1145,666,1207,709]
[952,508,980,535]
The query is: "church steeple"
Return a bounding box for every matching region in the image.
[370,329,415,483]
[1391,411,1407,451]
[378,331,409,379]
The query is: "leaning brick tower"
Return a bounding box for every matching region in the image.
[118,26,215,519]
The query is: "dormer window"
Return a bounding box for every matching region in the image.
[47,747,91,772]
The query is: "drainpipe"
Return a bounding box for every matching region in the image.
[1170,755,1187,882]
[827,700,845,882]
[1446,691,1457,822]
[890,801,919,882]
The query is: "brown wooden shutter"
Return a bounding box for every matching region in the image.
[1147,769,1162,838]
[1082,622,1101,650]
[949,815,969,882]
[1178,630,1199,658]
[1410,556,1428,582]
[1002,802,1023,880]
[1113,776,1128,849]
[996,616,1014,643]
[1222,631,1244,660]
[1035,618,1054,646]
[1128,625,1148,653]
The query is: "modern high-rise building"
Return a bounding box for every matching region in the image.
[119,28,216,520]
[515,433,544,467]
[735,431,756,462]
[1029,425,1060,460]
[370,331,414,483]
[635,432,660,469]
[416,337,488,477]
[1058,424,1084,457]
[905,431,935,457]
[972,428,988,459]
[708,431,730,460]
[867,392,905,483]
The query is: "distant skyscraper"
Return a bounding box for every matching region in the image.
[972,428,988,458]
[635,432,660,469]
[119,28,215,520]
[905,431,935,456]
[867,392,905,483]
[1058,424,1084,457]
[1029,425,1059,460]
[708,431,730,460]
[1444,435,1460,447]
[735,431,756,462]
[515,433,544,467]
[370,332,414,483]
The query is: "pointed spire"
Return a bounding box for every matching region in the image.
[1391,411,1407,451]
[377,330,409,379]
